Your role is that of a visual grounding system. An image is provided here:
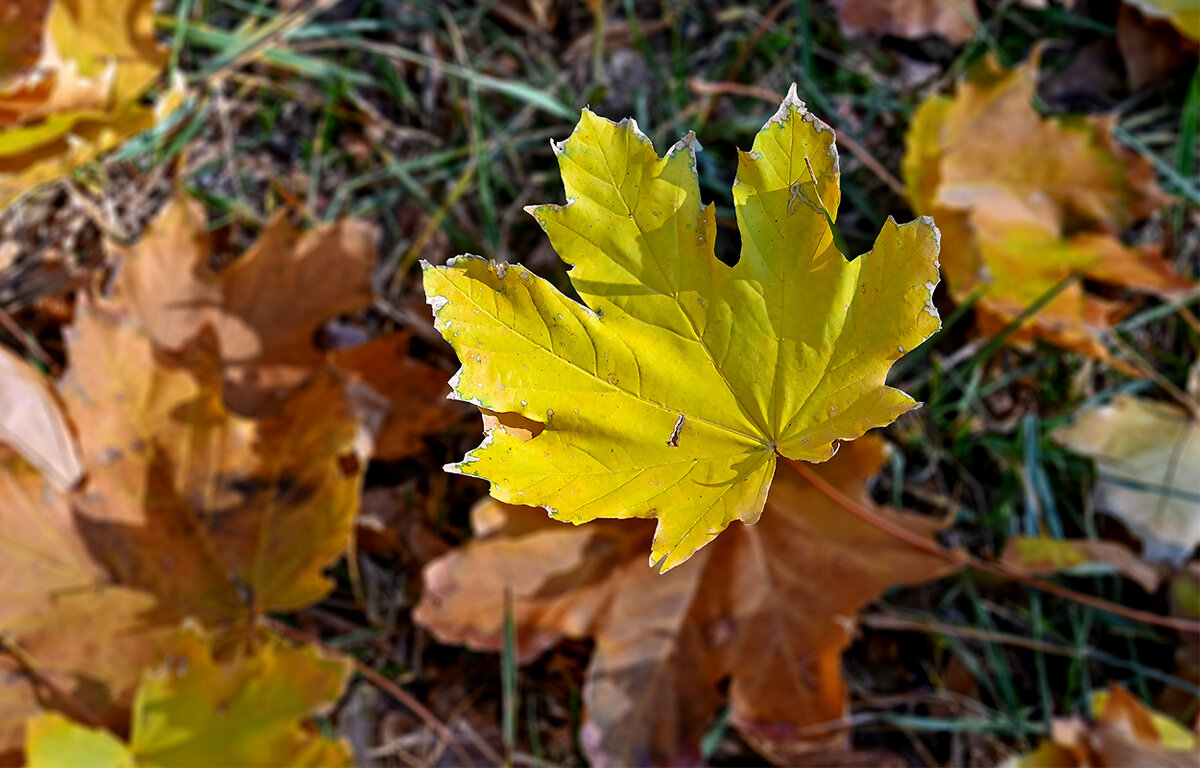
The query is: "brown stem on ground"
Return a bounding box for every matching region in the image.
[793,461,1200,635]
[1,632,105,728]
[266,619,493,767]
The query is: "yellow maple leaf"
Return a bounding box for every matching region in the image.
[0,0,180,209]
[424,87,941,570]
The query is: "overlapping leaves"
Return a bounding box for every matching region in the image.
[415,435,959,765]
[425,87,941,570]
[26,628,352,768]
[904,54,1191,363]
[0,0,180,208]
[0,193,430,760]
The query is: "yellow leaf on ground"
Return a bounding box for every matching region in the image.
[1001,535,1167,593]
[1054,395,1200,564]
[415,435,959,766]
[25,713,132,768]
[25,627,352,768]
[0,0,179,209]
[59,302,365,624]
[904,55,1190,363]
[425,88,941,570]
[113,192,378,414]
[1124,0,1200,39]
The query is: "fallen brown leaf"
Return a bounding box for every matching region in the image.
[59,301,367,624]
[0,450,173,760]
[1116,3,1200,89]
[1123,0,1200,41]
[415,435,959,766]
[831,0,980,45]
[114,191,378,414]
[331,332,461,460]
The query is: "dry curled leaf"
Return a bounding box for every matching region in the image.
[425,88,941,570]
[904,55,1191,363]
[415,435,960,766]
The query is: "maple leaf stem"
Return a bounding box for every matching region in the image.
[265,619,495,766]
[792,462,961,564]
[793,463,1200,636]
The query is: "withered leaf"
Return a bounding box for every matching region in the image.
[330,332,462,461]
[415,436,959,766]
[114,191,378,414]
[0,451,172,760]
[904,54,1191,363]
[59,301,365,624]
[831,0,980,44]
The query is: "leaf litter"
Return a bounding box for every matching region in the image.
[0,186,463,759]
[0,3,1197,764]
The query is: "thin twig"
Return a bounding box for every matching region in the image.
[793,462,1200,635]
[0,305,53,368]
[266,619,484,767]
[1,632,105,728]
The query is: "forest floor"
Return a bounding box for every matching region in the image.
[2,1,1198,766]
